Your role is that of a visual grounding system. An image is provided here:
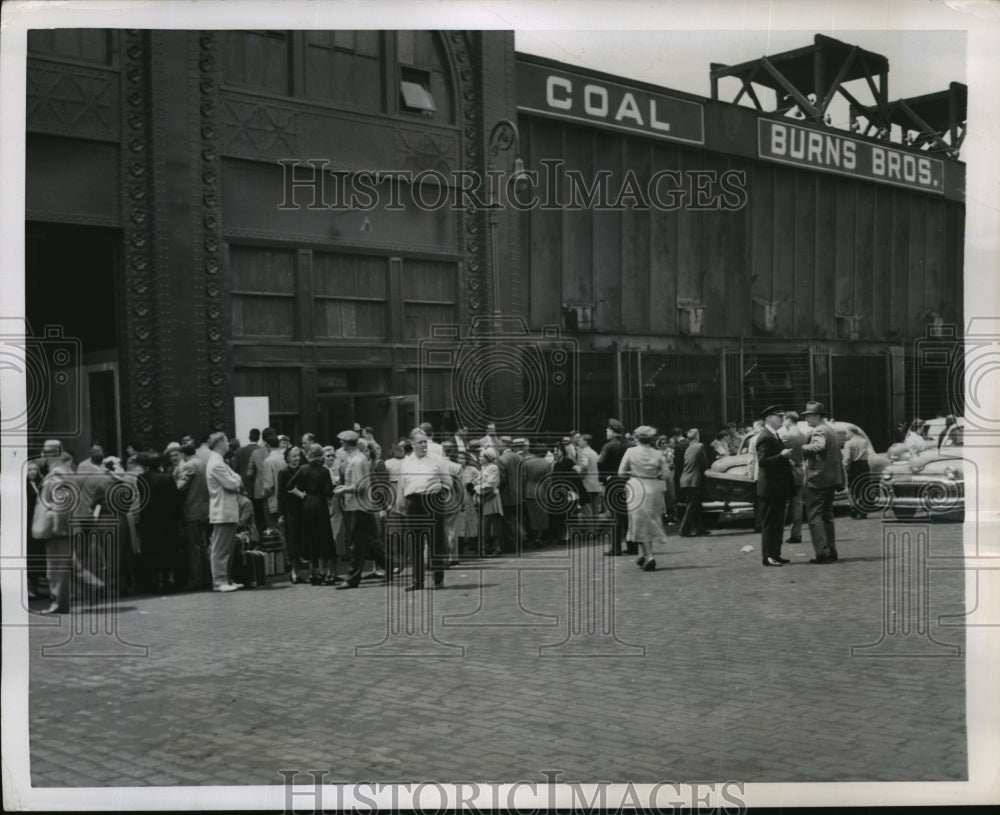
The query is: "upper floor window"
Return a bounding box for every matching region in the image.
[220,30,455,126]
[224,31,289,94]
[396,31,454,123]
[230,245,296,340]
[28,29,113,65]
[304,31,382,111]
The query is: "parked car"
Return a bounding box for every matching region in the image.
[881,417,965,522]
[701,421,887,524]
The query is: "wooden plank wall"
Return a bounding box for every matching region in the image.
[521,116,965,343]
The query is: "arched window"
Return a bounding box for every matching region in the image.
[396,32,454,124]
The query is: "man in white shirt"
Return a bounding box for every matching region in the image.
[419,421,444,460]
[396,428,451,590]
[206,431,244,592]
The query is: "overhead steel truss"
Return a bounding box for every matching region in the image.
[709,34,966,159]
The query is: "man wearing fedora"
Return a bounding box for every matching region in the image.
[599,418,632,556]
[756,405,795,567]
[800,401,844,564]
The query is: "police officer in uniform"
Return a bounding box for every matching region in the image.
[755,406,795,567]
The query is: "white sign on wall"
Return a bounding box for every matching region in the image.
[233,397,269,447]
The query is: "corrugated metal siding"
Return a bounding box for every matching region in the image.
[521,116,964,342]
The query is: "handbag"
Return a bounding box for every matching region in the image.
[31,498,56,540]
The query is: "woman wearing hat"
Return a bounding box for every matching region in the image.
[287,444,340,584]
[474,447,504,557]
[456,450,481,555]
[618,426,671,571]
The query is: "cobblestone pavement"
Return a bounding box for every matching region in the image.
[25,515,966,786]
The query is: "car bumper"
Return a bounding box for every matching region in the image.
[886,479,964,512]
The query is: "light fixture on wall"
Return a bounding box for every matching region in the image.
[923,310,948,338]
[835,311,864,341]
[752,297,785,334]
[561,302,594,331]
[487,119,524,319]
[676,298,705,336]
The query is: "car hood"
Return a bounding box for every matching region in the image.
[885,448,963,476]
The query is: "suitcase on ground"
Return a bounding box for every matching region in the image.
[233,540,267,587]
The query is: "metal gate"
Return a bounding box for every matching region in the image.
[741,346,812,421]
[640,352,723,434]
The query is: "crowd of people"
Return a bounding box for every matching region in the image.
[26,403,901,613]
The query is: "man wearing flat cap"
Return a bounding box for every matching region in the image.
[599,418,632,556]
[800,401,844,564]
[756,406,795,567]
[336,430,388,588]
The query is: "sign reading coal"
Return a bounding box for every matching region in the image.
[517,61,705,145]
[759,119,944,194]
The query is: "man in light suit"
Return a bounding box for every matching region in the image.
[800,401,844,564]
[174,441,211,589]
[678,429,709,537]
[206,431,244,591]
[756,406,795,567]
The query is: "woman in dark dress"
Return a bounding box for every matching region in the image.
[137,451,181,593]
[548,442,580,544]
[286,444,339,585]
[276,446,305,583]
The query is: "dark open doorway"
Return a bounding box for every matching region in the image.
[25,222,121,458]
[831,354,890,451]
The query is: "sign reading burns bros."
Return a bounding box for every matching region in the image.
[517,61,705,145]
[759,119,945,194]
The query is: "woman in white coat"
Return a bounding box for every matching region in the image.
[618,425,671,572]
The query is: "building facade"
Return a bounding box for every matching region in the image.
[24,30,964,456]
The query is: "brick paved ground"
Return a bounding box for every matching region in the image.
[26,515,966,787]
